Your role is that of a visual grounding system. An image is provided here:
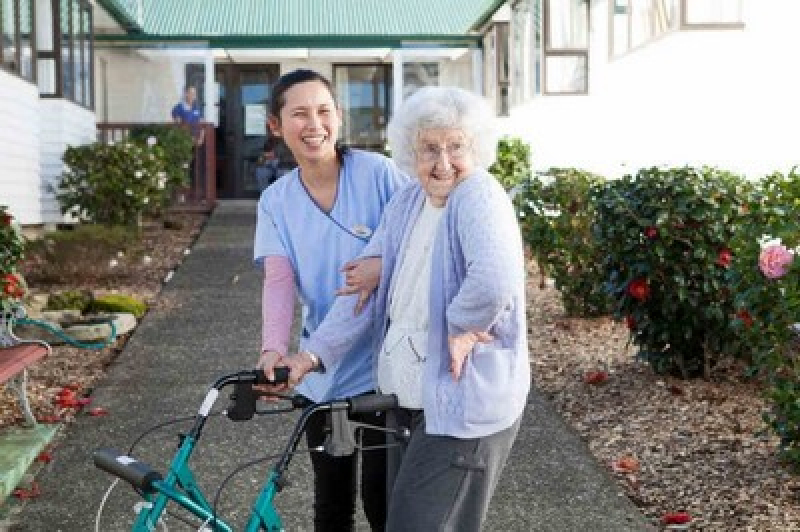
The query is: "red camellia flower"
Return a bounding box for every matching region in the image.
[643,227,658,239]
[1,213,11,225]
[627,278,651,301]
[625,315,636,329]
[662,512,692,525]
[716,248,733,268]
[736,309,754,327]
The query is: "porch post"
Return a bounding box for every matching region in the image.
[203,49,217,126]
[392,49,404,114]
[471,47,483,96]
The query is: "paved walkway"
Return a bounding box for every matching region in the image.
[2,201,655,531]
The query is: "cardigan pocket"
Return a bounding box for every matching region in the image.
[462,345,514,427]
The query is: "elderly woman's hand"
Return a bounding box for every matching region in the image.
[283,351,320,388]
[335,257,381,314]
[447,331,493,380]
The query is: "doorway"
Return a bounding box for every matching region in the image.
[214,64,281,198]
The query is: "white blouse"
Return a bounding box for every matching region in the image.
[379,199,443,409]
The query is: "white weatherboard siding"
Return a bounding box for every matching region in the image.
[39,100,96,225]
[500,0,800,180]
[0,72,41,225]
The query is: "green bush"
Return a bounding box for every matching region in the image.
[489,137,532,192]
[591,166,751,377]
[58,140,170,226]
[729,168,800,463]
[515,168,610,317]
[0,206,27,311]
[87,293,147,318]
[129,125,193,191]
[23,224,137,284]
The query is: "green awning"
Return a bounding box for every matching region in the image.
[96,0,505,47]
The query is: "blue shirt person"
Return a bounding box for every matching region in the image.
[171,86,204,145]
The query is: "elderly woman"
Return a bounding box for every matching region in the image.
[282,86,530,531]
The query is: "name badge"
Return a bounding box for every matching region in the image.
[352,224,372,239]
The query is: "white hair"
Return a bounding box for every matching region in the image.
[387,86,498,175]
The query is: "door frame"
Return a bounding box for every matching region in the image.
[214,63,280,199]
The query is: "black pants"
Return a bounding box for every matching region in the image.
[305,399,388,532]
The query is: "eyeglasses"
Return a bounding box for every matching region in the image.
[415,141,470,163]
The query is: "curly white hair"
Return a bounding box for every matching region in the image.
[387,86,498,176]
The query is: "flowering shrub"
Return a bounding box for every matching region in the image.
[0,206,27,312]
[516,168,610,316]
[591,166,751,377]
[729,168,800,463]
[57,140,170,226]
[129,125,193,191]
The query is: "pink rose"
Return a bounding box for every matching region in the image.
[758,244,794,279]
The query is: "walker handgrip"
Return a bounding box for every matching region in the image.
[93,448,163,493]
[254,366,290,385]
[348,393,398,414]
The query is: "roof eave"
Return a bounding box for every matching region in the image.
[94,34,484,49]
[470,0,508,31]
[96,0,143,33]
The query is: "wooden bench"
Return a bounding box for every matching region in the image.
[1,306,51,427]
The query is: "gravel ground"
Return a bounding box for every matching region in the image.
[2,218,799,530]
[527,276,800,531]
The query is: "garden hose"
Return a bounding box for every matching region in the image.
[16,316,117,350]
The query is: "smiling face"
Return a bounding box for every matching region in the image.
[268,80,341,166]
[414,128,476,207]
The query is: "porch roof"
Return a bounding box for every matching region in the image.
[96,0,505,47]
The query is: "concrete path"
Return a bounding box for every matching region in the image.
[1,201,655,531]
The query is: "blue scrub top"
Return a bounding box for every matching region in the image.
[254,149,408,401]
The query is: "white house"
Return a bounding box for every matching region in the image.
[498,0,800,180]
[2,0,797,226]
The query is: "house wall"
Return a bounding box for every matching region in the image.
[38,100,96,224]
[95,48,190,124]
[499,0,800,180]
[0,72,41,225]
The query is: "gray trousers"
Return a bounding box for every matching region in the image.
[386,409,522,532]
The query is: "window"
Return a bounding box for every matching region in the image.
[485,22,510,114]
[611,1,743,57]
[333,64,391,152]
[1,0,36,82]
[681,0,744,28]
[544,0,589,94]
[36,0,92,107]
[611,0,678,57]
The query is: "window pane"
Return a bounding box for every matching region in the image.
[613,0,678,56]
[684,0,743,25]
[545,54,587,93]
[37,57,57,94]
[1,0,16,73]
[72,0,82,103]
[547,0,589,49]
[81,7,90,106]
[61,0,73,98]
[334,65,390,150]
[403,62,438,99]
[19,0,34,80]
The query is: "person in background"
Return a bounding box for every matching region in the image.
[254,136,281,191]
[253,68,409,532]
[171,85,205,146]
[280,86,531,532]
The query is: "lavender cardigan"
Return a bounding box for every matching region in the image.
[305,169,530,438]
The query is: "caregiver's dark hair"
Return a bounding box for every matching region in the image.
[269,69,349,164]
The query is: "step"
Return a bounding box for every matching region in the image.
[0,423,60,502]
